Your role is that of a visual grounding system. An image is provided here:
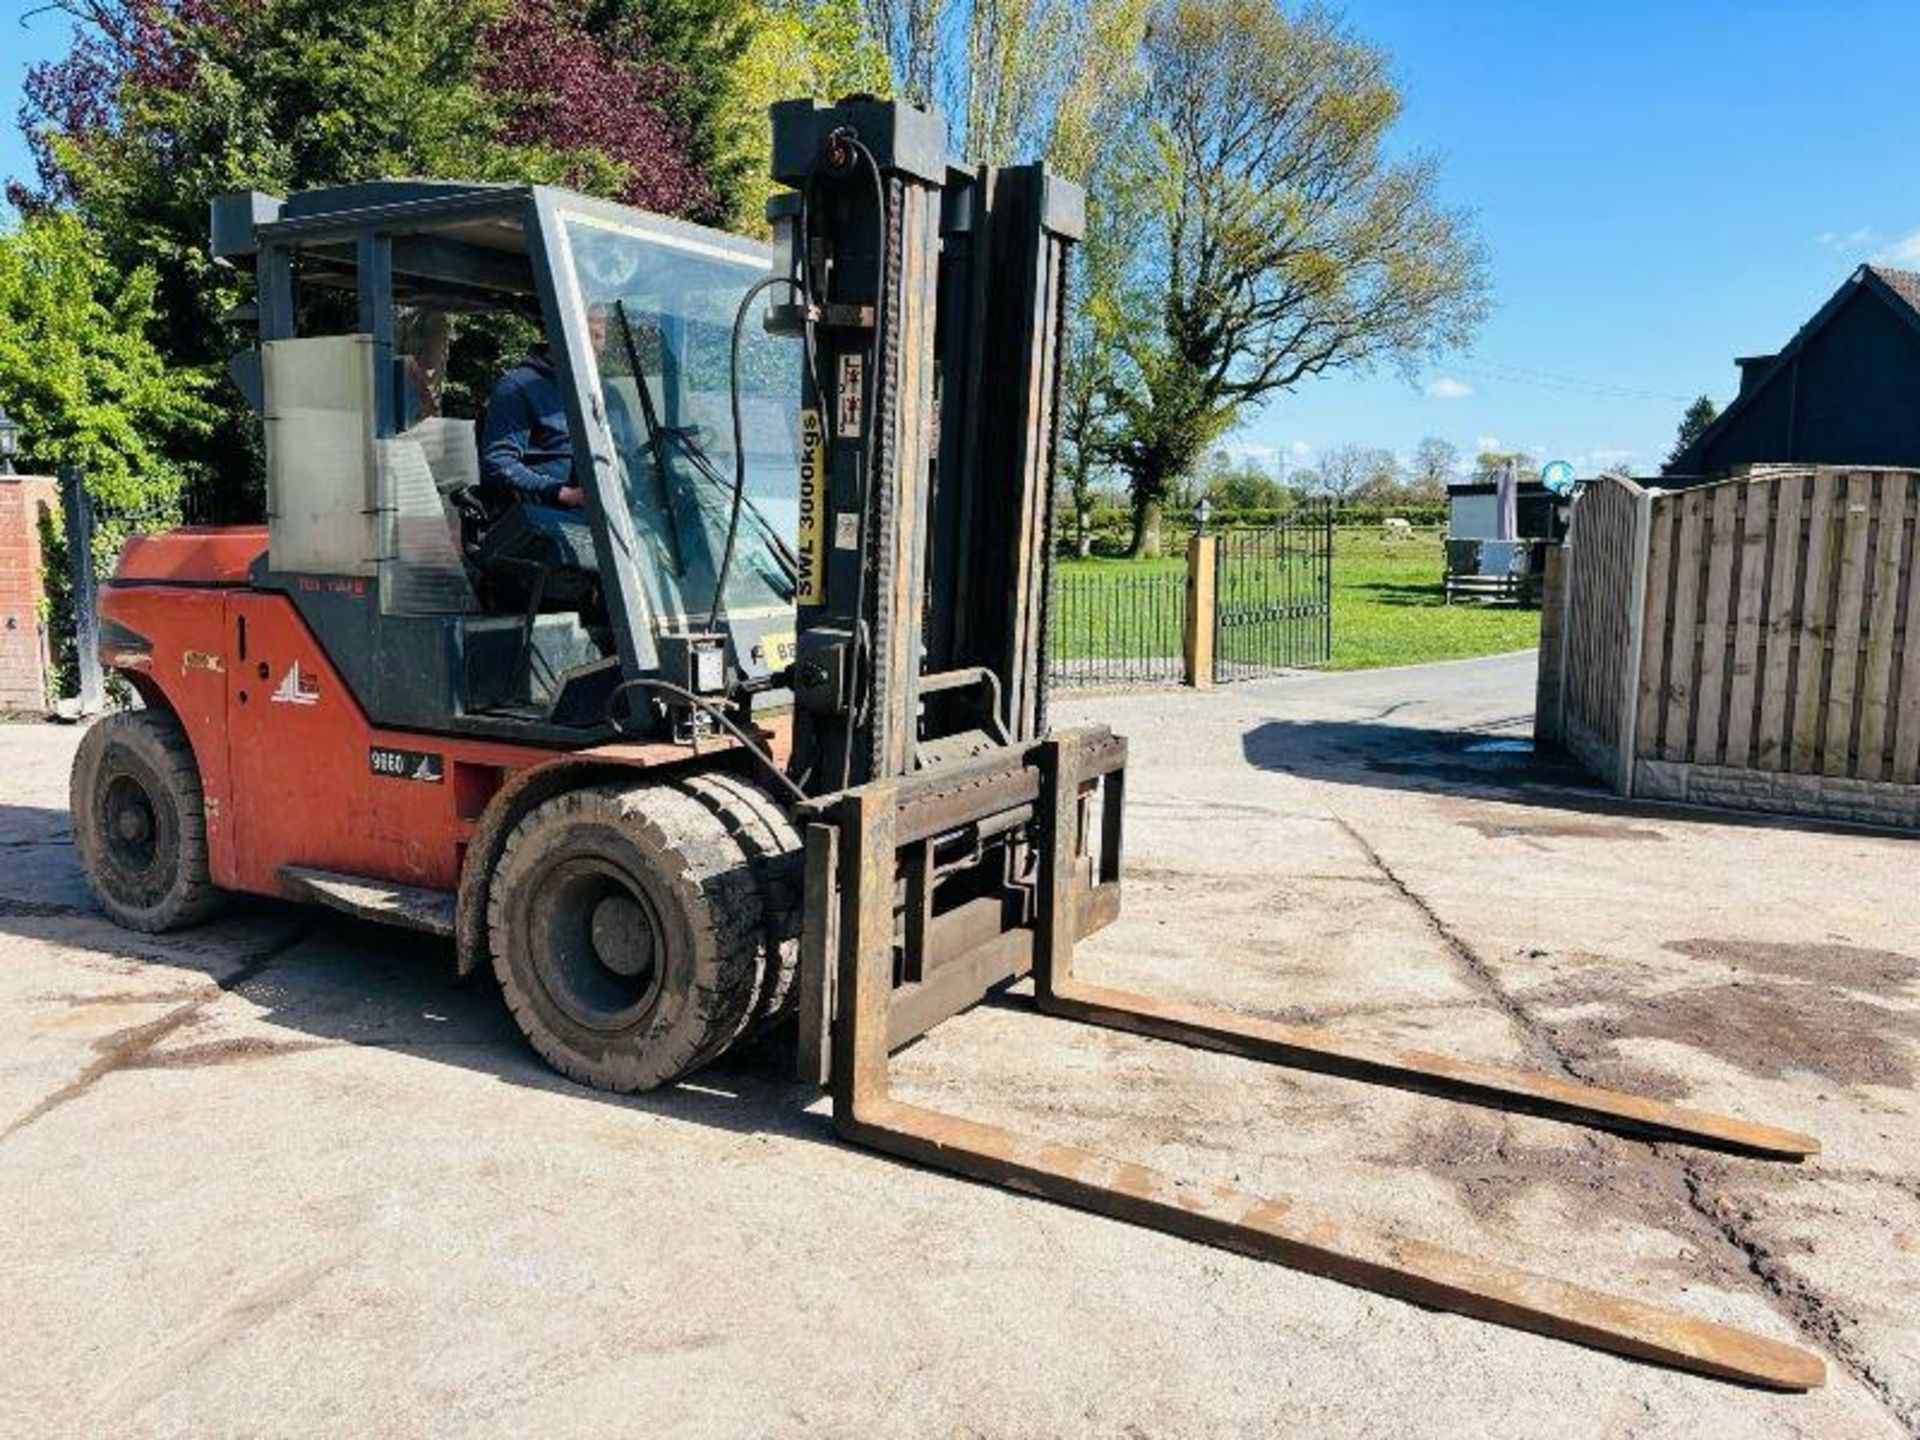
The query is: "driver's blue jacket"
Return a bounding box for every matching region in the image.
[480,347,575,506]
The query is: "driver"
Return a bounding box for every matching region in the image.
[477,306,613,513]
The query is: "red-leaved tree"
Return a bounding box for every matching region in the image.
[478,0,718,221]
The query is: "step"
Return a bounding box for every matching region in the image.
[278,865,456,937]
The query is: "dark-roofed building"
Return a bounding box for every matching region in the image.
[1666,264,1920,481]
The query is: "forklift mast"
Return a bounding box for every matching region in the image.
[767,99,1081,792]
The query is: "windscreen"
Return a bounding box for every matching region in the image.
[558,210,799,631]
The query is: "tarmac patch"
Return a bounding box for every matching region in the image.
[1542,971,1917,1092]
[1394,1115,1732,1280]
[1664,937,1919,992]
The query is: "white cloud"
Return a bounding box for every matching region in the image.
[1567,447,1637,475]
[1287,439,1314,460]
[1474,435,1501,454]
[1819,226,1881,254]
[1873,229,1920,267]
[1424,375,1472,400]
[1222,440,1277,464]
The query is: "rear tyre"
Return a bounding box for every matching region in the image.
[70,709,224,932]
[486,776,798,1092]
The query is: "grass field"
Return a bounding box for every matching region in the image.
[1052,527,1540,672]
[1323,528,1540,669]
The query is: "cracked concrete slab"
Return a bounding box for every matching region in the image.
[0,660,1913,1437]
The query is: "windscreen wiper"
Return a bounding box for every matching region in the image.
[610,300,687,575]
[656,423,801,581]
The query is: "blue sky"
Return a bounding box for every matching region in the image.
[3,1,1918,480]
[1234,1,1920,480]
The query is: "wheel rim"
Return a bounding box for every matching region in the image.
[528,858,668,1031]
[100,771,161,879]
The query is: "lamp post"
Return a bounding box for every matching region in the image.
[1191,494,1212,535]
[0,404,17,476]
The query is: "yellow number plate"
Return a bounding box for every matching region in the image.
[757,631,797,669]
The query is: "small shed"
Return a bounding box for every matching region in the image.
[1667,264,1920,481]
[1445,478,1568,544]
[1443,478,1569,604]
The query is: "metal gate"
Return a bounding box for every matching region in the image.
[1214,507,1334,680]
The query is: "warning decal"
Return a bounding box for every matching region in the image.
[836,352,864,438]
[795,408,825,607]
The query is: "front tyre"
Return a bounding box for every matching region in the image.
[70,709,224,932]
[486,778,796,1092]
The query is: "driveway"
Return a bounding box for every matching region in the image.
[1,651,1914,1437]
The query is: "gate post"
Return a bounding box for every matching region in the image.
[0,472,60,713]
[58,466,104,716]
[1183,532,1219,687]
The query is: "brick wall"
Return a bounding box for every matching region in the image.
[0,474,58,713]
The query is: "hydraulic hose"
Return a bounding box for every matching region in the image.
[708,273,802,636]
[606,677,808,805]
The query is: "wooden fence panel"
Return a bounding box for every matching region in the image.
[1661,489,1706,761]
[1858,474,1911,780]
[1895,491,1920,785]
[1694,481,1740,764]
[1755,475,1805,771]
[1788,478,1837,773]
[1636,501,1674,759]
[1823,472,1875,777]
[1578,467,1920,796]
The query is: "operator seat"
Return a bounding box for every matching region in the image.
[468,501,602,617]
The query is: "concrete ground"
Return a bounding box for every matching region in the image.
[1,650,1914,1438]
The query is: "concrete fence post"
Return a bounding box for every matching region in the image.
[1616,486,1655,798]
[1183,532,1219,688]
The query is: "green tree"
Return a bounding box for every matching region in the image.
[1195,448,1283,510]
[1099,0,1488,555]
[18,0,723,505]
[1667,393,1718,468]
[0,210,218,690]
[1472,450,1538,484]
[865,0,947,101]
[732,0,894,227]
[589,0,831,228]
[0,211,214,514]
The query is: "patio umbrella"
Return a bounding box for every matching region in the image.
[1493,459,1519,541]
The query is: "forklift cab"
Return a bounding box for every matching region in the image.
[213,181,800,744]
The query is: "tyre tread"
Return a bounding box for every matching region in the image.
[69,708,222,933]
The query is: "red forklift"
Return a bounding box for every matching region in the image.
[70,97,1823,1389]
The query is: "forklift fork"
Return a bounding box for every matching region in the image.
[799,728,1824,1391]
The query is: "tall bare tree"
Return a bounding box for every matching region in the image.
[1410,435,1459,499]
[1101,0,1488,554]
[864,0,948,101]
[862,0,1149,167]
[1312,444,1394,504]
